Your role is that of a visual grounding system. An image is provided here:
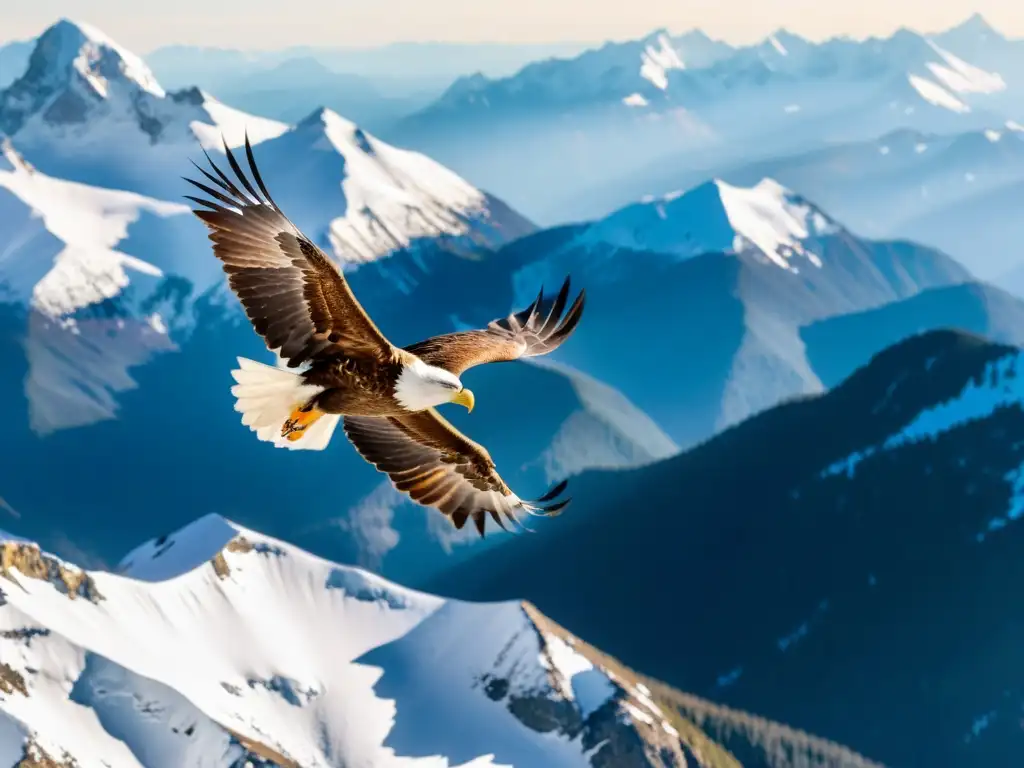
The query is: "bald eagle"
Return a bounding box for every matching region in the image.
[184,137,585,535]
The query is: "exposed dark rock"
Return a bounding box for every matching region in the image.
[0,542,104,602]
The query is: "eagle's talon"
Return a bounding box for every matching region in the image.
[281,407,323,441]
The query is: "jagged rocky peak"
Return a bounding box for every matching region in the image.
[0,19,166,137]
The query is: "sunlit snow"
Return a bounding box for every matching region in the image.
[640,34,685,91]
[0,140,185,316]
[907,75,971,114]
[0,515,636,766]
[582,177,836,270]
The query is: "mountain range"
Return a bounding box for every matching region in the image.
[5,17,1024,583]
[0,514,888,767]
[389,15,1022,224]
[432,328,1024,767]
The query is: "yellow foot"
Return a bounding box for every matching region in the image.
[282,407,324,441]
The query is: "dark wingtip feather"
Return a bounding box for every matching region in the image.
[542,498,571,517]
[550,289,585,345]
[527,285,545,324]
[183,194,223,213]
[243,129,279,208]
[488,508,510,532]
[222,136,262,205]
[533,478,569,504]
[539,277,572,335]
[182,175,241,209]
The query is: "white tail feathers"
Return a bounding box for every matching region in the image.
[230,357,340,451]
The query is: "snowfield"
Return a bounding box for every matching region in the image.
[0,139,186,317]
[0,515,683,767]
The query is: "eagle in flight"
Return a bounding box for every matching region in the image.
[184,137,585,536]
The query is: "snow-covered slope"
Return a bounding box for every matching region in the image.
[0,19,534,268]
[238,107,534,265]
[929,13,1024,109]
[0,139,195,433]
[643,125,1024,279]
[581,178,838,271]
[0,514,749,767]
[0,138,190,317]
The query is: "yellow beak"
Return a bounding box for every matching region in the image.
[451,388,475,412]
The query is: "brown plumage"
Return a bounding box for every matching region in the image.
[184,134,585,534]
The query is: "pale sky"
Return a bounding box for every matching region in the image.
[4,0,1021,52]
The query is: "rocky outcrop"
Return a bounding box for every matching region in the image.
[0,541,103,602]
[0,661,28,696]
[209,535,270,580]
[15,741,78,768]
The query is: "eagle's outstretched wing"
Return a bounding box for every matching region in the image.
[343,410,570,536]
[402,277,585,376]
[184,135,395,367]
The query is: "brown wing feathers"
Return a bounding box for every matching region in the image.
[343,410,571,536]
[403,277,585,376]
[184,135,393,367]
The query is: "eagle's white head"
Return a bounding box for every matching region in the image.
[395,358,475,413]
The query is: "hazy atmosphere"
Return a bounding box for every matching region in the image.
[4,5,1024,767]
[5,0,1023,48]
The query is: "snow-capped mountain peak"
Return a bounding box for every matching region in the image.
[27,18,162,99]
[0,19,163,136]
[0,19,286,151]
[921,39,1005,97]
[248,106,530,264]
[640,32,686,90]
[582,177,839,270]
[0,514,697,766]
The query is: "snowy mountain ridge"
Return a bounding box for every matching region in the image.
[0,19,535,322]
[268,107,511,265]
[0,514,720,767]
[580,177,839,271]
[822,344,1024,541]
[430,22,1008,119]
[0,138,188,318]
